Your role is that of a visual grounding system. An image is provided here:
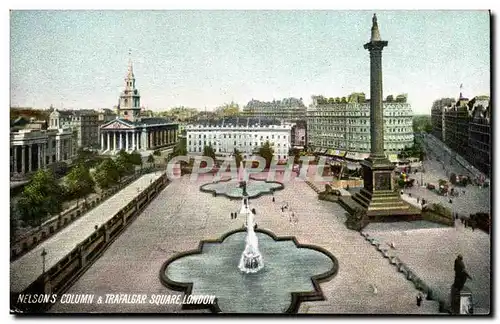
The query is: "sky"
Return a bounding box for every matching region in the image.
[10,10,490,114]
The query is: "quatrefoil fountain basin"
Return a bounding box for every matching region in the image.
[199,176,284,199]
[159,228,339,313]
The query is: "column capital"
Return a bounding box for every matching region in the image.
[364,40,388,52]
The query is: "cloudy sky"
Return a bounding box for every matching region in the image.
[10,10,490,114]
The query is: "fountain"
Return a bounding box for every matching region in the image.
[161,164,339,313]
[237,162,264,273]
[200,160,283,199]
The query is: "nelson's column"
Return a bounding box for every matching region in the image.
[348,14,421,223]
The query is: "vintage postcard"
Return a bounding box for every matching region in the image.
[9,9,491,316]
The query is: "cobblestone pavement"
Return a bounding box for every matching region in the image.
[50,173,439,314]
[364,220,490,314]
[10,172,163,293]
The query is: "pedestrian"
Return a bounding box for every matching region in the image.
[272,197,275,203]
[417,197,420,203]
[416,293,423,307]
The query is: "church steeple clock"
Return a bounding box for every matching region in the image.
[117,52,141,122]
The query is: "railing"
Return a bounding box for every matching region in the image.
[10,173,169,314]
[10,168,164,261]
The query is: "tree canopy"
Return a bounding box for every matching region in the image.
[233,148,243,167]
[215,101,240,117]
[93,158,120,190]
[17,169,64,227]
[65,163,95,206]
[203,144,216,161]
[257,140,275,169]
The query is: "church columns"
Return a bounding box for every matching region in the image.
[37,144,42,171]
[27,144,32,172]
[126,132,129,151]
[107,133,110,151]
[21,146,26,174]
[113,133,117,151]
[14,147,18,173]
[132,132,136,151]
[101,133,104,151]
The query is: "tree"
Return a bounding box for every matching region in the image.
[129,151,143,173]
[203,144,216,161]
[65,163,95,207]
[257,141,274,169]
[93,158,120,190]
[115,150,135,179]
[233,148,243,167]
[215,101,240,117]
[17,169,64,227]
[74,148,99,169]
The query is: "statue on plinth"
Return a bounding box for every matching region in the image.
[450,254,474,314]
[453,254,472,291]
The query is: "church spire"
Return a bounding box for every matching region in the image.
[370,13,382,42]
[127,49,134,80]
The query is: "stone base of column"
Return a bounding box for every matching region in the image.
[342,155,422,223]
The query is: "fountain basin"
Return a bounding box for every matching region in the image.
[160,228,338,313]
[200,177,284,199]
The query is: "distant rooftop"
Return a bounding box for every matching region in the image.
[190,117,283,127]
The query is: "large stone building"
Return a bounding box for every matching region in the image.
[186,118,293,161]
[430,98,454,141]
[49,109,101,150]
[467,96,491,175]
[291,119,307,149]
[432,94,491,177]
[99,59,178,155]
[307,92,414,161]
[242,98,306,122]
[10,127,74,180]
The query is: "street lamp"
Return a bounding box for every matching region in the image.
[41,248,47,275]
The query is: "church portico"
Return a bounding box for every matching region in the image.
[99,56,178,155]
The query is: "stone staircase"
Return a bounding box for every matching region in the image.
[358,230,445,314]
[305,180,322,194]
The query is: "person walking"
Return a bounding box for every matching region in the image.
[416,293,423,307]
[272,197,275,203]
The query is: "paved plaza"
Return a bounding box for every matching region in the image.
[10,172,163,293]
[363,220,490,314]
[50,172,440,314]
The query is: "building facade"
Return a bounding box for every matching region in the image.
[10,128,74,180]
[430,94,491,177]
[186,118,293,160]
[242,98,307,122]
[430,98,454,141]
[49,109,102,150]
[468,96,491,176]
[307,93,414,160]
[291,120,307,149]
[99,59,179,155]
[442,96,471,159]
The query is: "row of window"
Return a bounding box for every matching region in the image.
[188,140,288,147]
[188,133,288,140]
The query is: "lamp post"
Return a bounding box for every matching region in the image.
[41,248,47,275]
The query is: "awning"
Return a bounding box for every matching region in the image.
[386,153,399,163]
[345,152,370,161]
[326,149,346,157]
